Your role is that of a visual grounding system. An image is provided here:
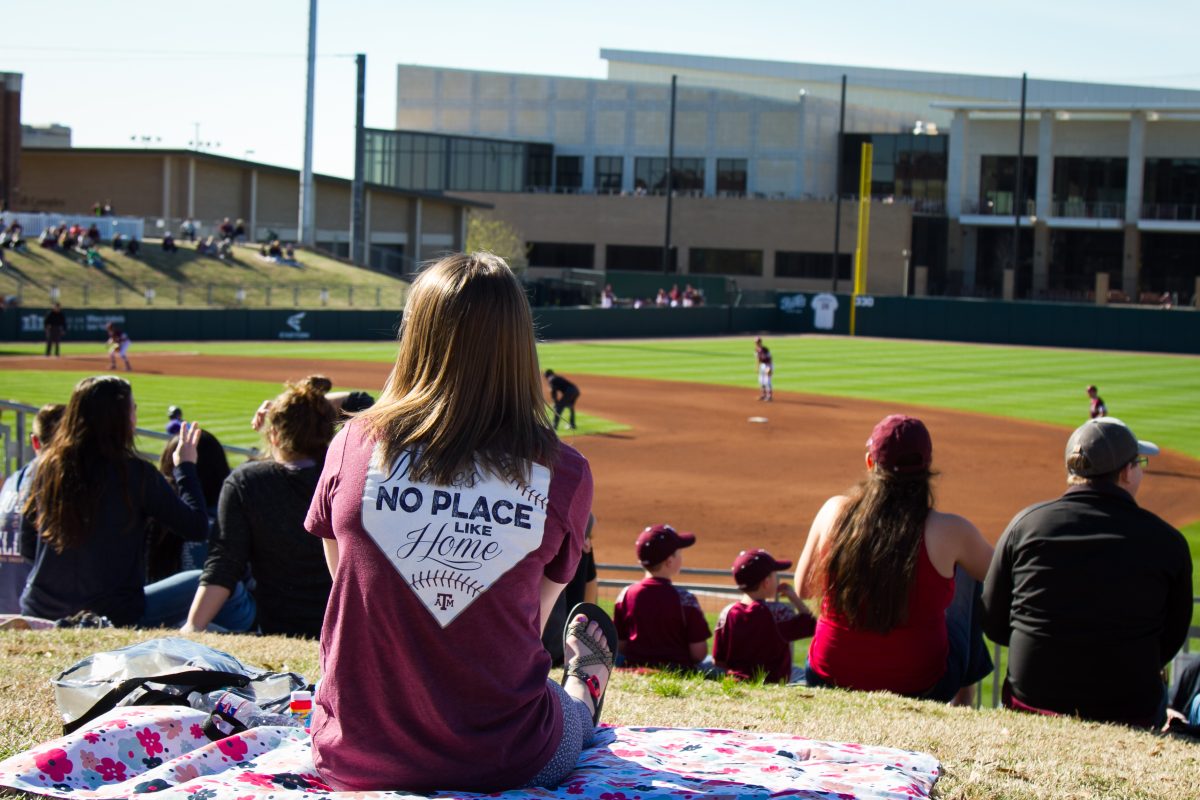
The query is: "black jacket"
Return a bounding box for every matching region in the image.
[201,459,331,638]
[982,482,1192,724]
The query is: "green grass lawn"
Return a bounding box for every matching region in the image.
[0,240,410,309]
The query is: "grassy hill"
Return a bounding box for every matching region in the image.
[2,628,1199,799]
[0,240,410,309]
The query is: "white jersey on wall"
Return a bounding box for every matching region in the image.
[812,293,839,330]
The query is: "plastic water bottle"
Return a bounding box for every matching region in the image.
[288,690,313,731]
[190,690,299,733]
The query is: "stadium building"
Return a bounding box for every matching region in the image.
[369,50,1200,303]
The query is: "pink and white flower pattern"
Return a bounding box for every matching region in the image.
[0,707,939,800]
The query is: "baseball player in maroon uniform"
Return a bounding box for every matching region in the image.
[756,344,774,402]
[1087,385,1108,419]
[713,549,816,683]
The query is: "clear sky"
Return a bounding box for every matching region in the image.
[6,0,1199,179]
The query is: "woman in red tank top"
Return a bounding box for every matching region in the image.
[796,415,994,704]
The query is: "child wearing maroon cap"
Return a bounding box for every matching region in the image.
[614,524,711,670]
[713,549,816,683]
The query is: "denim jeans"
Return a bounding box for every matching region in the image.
[139,570,257,631]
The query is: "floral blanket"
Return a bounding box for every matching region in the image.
[0,706,940,800]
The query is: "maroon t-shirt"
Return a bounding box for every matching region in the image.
[614,576,711,668]
[713,599,816,683]
[304,421,592,792]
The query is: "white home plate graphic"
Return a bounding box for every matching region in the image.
[748,416,769,424]
[362,447,550,627]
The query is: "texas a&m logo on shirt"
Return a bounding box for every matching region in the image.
[361,447,550,627]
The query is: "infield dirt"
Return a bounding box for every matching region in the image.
[7,351,1200,571]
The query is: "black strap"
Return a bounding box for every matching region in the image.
[202,707,249,742]
[62,670,251,734]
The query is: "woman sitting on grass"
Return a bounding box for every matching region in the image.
[182,376,335,637]
[20,375,208,626]
[796,414,994,704]
[304,252,612,793]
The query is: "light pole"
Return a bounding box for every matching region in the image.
[901,248,911,296]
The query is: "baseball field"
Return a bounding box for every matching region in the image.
[2,334,1199,588]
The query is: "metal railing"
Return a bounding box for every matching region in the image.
[1050,200,1125,219]
[1141,203,1200,222]
[597,562,1200,710]
[1,399,258,480]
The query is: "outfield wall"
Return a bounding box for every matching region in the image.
[1,298,1197,354]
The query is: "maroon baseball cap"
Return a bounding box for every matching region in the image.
[636,524,696,566]
[867,414,932,474]
[732,548,792,589]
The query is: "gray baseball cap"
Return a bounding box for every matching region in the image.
[1065,417,1159,477]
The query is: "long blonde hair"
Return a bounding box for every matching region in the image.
[358,252,558,484]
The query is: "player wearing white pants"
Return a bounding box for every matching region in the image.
[758,348,773,402]
[106,323,132,372]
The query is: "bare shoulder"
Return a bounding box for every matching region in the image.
[926,509,980,538]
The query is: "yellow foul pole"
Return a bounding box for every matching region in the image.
[850,142,873,336]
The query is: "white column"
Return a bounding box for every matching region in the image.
[1125,111,1146,225]
[1035,111,1054,219]
[946,111,969,219]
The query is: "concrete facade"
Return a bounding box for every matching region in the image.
[396,64,911,198]
[1,73,21,210]
[945,104,1200,298]
[455,191,912,295]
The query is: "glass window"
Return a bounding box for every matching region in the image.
[634,157,667,193]
[775,251,852,280]
[716,159,747,195]
[526,145,552,190]
[527,242,594,268]
[688,248,762,276]
[1144,159,1200,206]
[1052,157,1126,216]
[606,244,675,272]
[595,156,623,193]
[555,156,583,191]
[979,155,1038,215]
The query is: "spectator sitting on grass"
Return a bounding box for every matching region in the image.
[267,239,283,259]
[233,219,246,242]
[183,376,336,637]
[218,217,234,240]
[981,417,1191,728]
[111,232,125,252]
[0,404,66,614]
[39,227,57,249]
[0,221,24,249]
[85,223,101,247]
[85,246,103,269]
[127,237,140,256]
[217,237,234,260]
[196,236,213,256]
[162,231,178,253]
[796,414,994,705]
[714,548,816,684]
[614,523,712,670]
[166,406,184,436]
[20,375,209,627]
[146,428,231,581]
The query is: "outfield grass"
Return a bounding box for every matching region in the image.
[5,336,1195,458]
